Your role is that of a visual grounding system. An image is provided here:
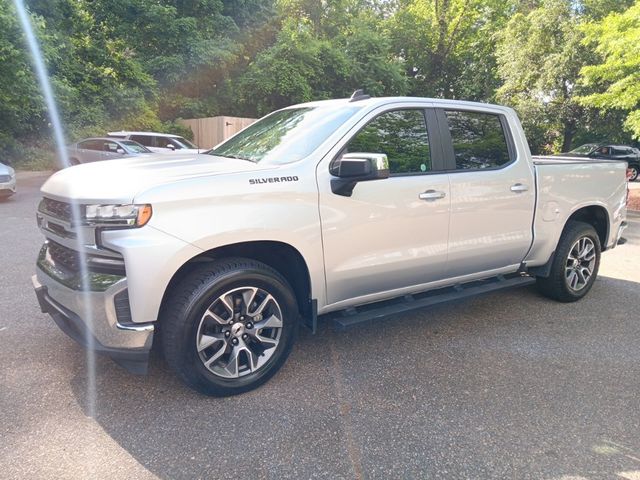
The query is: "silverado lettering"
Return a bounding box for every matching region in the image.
[249,176,299,184]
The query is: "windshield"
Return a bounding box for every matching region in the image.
[209,105,362,164]
[172,137,197,149]
[569,144,598,155]
[120,140,151,153]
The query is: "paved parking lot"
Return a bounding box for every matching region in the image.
[1,172,640,479]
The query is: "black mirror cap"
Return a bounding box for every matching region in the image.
[331,153,389,196]
[337,158,372,177]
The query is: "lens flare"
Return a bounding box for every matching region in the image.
[13,0,98,421]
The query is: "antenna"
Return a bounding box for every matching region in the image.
[349,89,371,102]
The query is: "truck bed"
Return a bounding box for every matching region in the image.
[524,157,628,267]
[532,155,627,165]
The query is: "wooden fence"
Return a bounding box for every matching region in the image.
[178,116,257,149]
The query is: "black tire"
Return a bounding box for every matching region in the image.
[160,258,299,396]
[629,165,639,182]
[536,221,601,302]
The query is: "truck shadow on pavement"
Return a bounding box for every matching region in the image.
[67,276,640,479]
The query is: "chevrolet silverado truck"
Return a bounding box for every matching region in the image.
[33,94,629,396]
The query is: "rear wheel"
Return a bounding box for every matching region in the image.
[160,258,299,396]
[536,221,601,302]
[629,165,639,182]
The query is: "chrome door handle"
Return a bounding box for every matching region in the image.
[510,183,528,193]
[419,190,446,201]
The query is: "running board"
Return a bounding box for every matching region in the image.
[328,274,536,330]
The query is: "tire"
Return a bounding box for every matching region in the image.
[160,258,299,396]
[629,165,639,182]
[536,221,601,302]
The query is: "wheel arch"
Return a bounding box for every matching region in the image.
[160,240,314,322]
[529,204,609,278]
[565,204,609,249]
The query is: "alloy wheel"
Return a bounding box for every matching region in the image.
[195,286,283,378]
[565,237,596,291]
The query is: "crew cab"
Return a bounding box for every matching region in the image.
[32,95,628,396]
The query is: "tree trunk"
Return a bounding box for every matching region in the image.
[561,123,575,153]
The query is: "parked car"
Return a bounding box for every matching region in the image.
[67,138,152,165]
[34,95,628,396]
[563,143,640,181]
[0,162,16,198]
[107,131,200,154]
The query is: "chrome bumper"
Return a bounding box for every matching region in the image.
[0,178,16,195]
[615,220,628,247]
[32,269,154,374]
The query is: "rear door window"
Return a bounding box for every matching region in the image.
[131,135,153,147]
[444,110,512,170]
[78,140,101,151]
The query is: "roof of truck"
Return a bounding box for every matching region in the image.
[290,96,516,115]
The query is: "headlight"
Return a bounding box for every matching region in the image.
[84,204,152,227]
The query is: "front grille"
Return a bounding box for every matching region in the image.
[40,197,73,222]
[0,175,11,183]
[48,240,81,272]
[47,240,126,276]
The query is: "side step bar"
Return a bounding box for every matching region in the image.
[328,274,536,330]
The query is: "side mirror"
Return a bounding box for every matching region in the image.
[331,153,389,196]
[166,143,176,150]
[116,148,125,154]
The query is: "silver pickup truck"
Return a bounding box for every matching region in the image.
[32,95,629,396]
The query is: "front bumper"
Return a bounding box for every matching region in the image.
[0,177,16,196]
[33,269,154,374]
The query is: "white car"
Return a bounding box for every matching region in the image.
[0,162,16,198]
[107,131,200,154]
[67,138,153,165]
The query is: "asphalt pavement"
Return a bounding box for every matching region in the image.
[1,172,640,479]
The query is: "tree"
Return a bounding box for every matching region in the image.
[388,0,514,100]
[496,0,591,153]
[0,3,43,153]
[234,9,407,116]
[577,1,640,139]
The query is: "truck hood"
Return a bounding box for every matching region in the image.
[41,153,272,203]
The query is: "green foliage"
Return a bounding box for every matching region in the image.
[388,0,515,100]
[496,0,591,153]
[577,1,640,139]
[1,0,638,168]
[0,4,44,140]
[235,12,407,116]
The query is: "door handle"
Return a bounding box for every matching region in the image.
[510,183,528,193]
[419,189,446,201]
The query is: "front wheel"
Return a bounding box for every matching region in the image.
[536,221,601,302]
[629,165,639,182]
[160,258,299,396]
